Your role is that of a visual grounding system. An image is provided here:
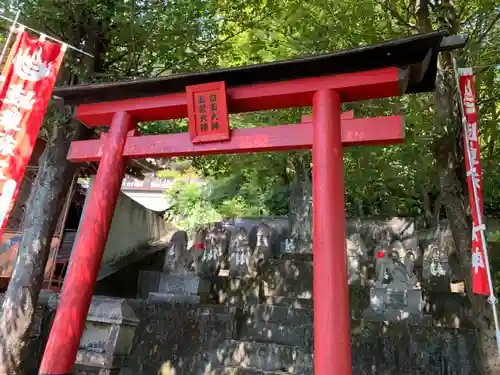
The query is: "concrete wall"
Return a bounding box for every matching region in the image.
[121,190,171,212]
[102,193,169,265]
[69,177,174,281]
[121,175,174,212]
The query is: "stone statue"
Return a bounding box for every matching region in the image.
[365,244,423,322]
[163,230,188,274]
[188,226,202,273]
[374,245,419,287]
[249,222,272,272]
[420,226,455,291]
[229,227,253,277]
[195,226,218,277]
[389,239,420,278]
[205,223,230,269]
[138,229,205,303]
[346,233,369,285]
[422,243,450,292]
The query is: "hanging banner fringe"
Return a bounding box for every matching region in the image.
[0,30,66,235]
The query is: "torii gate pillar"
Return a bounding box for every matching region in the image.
[312,89,351,374]
[39,112,135,375]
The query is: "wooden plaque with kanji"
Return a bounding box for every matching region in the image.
[186,81,230,144]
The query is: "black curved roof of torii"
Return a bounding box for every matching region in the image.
[53,31,464,105]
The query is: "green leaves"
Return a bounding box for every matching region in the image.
[16,0,499,222]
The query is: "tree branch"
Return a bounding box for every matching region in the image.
[415,0,432,33]
[375,0,419,31]
[475,12,500,44]
[154,10,275,77]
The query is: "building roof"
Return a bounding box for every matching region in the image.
[53,31,453,105]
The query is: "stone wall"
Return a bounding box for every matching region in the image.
[350,322,478,375]
[17,294,487,375]
[20,298,233,375]
[122,301,231,375]
[14,215,500,374]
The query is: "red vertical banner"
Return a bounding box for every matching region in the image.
[458,67,490,295]
[0,31,66,236]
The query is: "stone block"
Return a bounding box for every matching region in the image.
[240,321,313,352]
[226,278,261,308]
[246,304,313,326]
[138,270,209,303]
[147,292,200,304]
[209,367,313,375]
[262,296,313,310]
[260,259,313,299]
[205,339,311,373]
[75,296,139,374]
[363,287,425,322]
[158,274,201,295]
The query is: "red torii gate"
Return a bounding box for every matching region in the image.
[39,32,447,375]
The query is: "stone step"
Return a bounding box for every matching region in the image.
[262,281,312,299]
[246,304,312,326]
[147,292,200,304]
[209,367,309,375]
[239,321,313,352]
[262,259,313,281]
[279,253,313,262]
[226,278,262,307]
[261,260,313,299]
[206,340,312,374]
[226,288,314,309]
[263,297,313,310]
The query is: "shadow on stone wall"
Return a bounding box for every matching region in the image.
[19,295,483,375]
[21,300,233,375]
[121,301,232,375]
[350,322,478,375]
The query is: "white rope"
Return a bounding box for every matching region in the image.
[0,10,20,69]
[452,56,500,357]
[0,12,91,57]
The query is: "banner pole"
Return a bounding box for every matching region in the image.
[0,10,20,71]
[452,56,500,356]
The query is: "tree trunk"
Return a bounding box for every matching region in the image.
[0,9,112,372]
[434,68,490,374]
[424,0,491,371]
[0,117,91,375]
[287,153,313,254]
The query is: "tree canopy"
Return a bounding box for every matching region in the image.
[2,0,497,226]
[149,0,500,227]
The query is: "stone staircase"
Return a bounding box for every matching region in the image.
[203,256,314,374]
